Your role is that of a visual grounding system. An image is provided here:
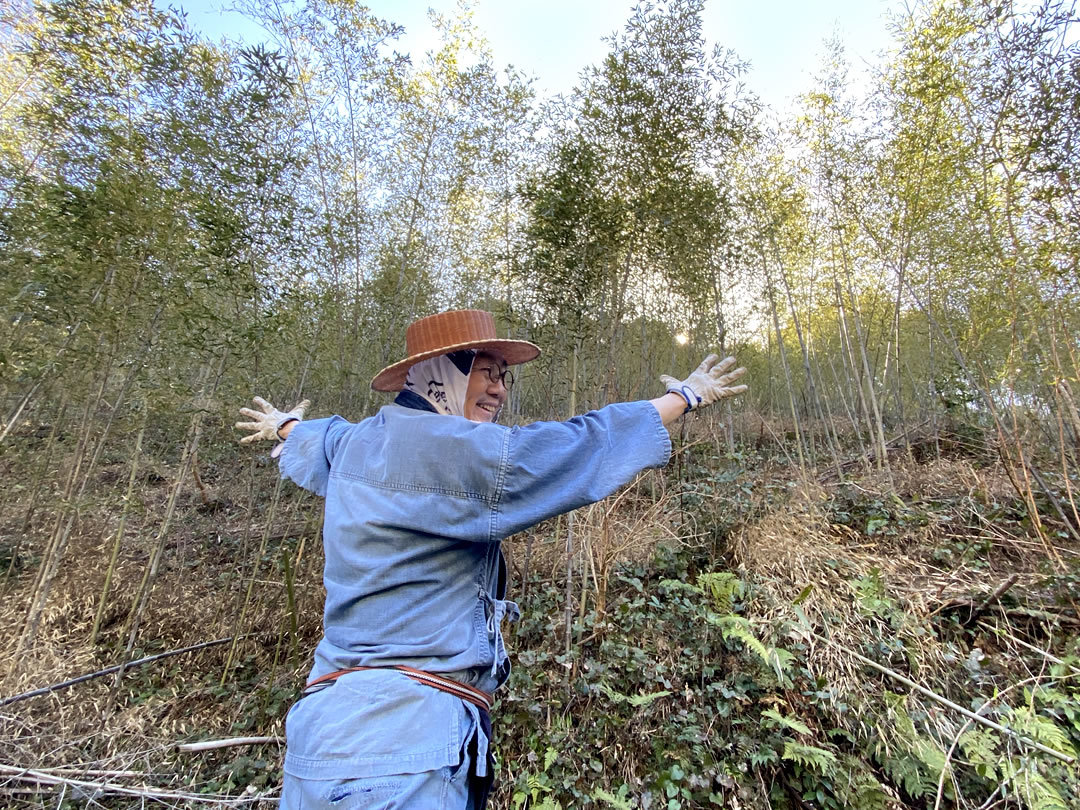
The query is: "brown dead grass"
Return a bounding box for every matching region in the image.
[0,463,322,806]
[729,455,1076,699]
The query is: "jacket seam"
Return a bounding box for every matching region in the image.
[489,427,511,541]
[329,468,491,502]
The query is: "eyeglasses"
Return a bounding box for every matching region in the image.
[475,365,514,389]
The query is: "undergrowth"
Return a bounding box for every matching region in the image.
[1,424,1079,808]
[495,539,1080,809]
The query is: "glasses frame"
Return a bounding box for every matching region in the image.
[474,364,514,389]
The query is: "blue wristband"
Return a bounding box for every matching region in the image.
[669,386,699,413]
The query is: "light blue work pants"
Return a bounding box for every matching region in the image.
[279,755,478,809]
[279,706,493,810]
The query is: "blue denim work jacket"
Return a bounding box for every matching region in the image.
[279,401,671,781]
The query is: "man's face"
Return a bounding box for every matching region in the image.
[464,351,508,422]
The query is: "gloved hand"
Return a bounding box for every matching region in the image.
[235,396,310,443]
[661,355,748,412]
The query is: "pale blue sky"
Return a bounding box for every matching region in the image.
[176,0,899,112]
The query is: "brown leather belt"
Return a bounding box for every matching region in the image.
[303,665,493,713]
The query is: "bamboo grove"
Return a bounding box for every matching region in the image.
[1,0,1080,806]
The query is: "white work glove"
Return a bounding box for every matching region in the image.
[235,396,310,443]
[661,354,748,413]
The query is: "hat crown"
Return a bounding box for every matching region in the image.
[371,309,539,392]
[406,310,497,356]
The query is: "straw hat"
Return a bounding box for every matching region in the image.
[371,309,540,392]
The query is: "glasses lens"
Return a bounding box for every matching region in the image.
[479,365,513,388]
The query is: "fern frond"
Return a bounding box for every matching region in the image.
[627,689,671,707]
[710,614,794,679]
[882,692,918,739]
[882,753,934,799]
[762,708,812,735]
[959,728,999,781]
[659,578,702,595]
[698,571,740,613]
[596,682,627,704]
[544,747,558,772]
[597,682,670,708]
[592,786,634,810]
[836,756,890,810]
[1003,757,1071,810]
[1008,707,1077,759]
[912,735,948,780]
[749,747,779,768]
[781,741,838,774]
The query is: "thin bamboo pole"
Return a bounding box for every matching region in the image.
[2,637,237,707]
[563,338,579,661]
[221,474,284,687]
[90,421,146,645]
[3,399,66,592]
[112,410,205,697]
[766,280,807,473]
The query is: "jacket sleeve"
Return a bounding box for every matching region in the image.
[278,416,353,497]
[494,401,671,538]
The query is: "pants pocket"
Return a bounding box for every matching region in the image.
[323,776,402,808]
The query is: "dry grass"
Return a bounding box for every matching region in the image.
[0,463,321,806]
[730,454,1077,702]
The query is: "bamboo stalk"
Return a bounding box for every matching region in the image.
[838,266,892,484]
[10,369,103,674]
[90,422,146,644]
[978,622,1080,675]
[563,338,579,663]
[766,276,807,474]
[113,374,211,697]
[3,398,66,591]
[1026,463,1080,543]
[222,476,283,685]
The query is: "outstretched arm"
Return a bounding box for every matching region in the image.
[495,354,749,537]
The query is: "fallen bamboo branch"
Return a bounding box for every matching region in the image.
[12,766,143,779]
[819,636,1075,764]
[818,421,931,482]
[1,636,238,707]
[933,672,1063,810]
[177,736,283,753]
[962,574,1019,627]
[0,763,274,805]
[978,622,1080,675]
[1026,463,1080,543]
[1001,606,1080,626]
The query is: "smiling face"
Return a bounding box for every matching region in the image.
[464,351,509,422]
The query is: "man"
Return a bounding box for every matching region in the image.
[236,309,747,809]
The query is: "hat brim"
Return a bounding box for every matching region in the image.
[371,338,541,392]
